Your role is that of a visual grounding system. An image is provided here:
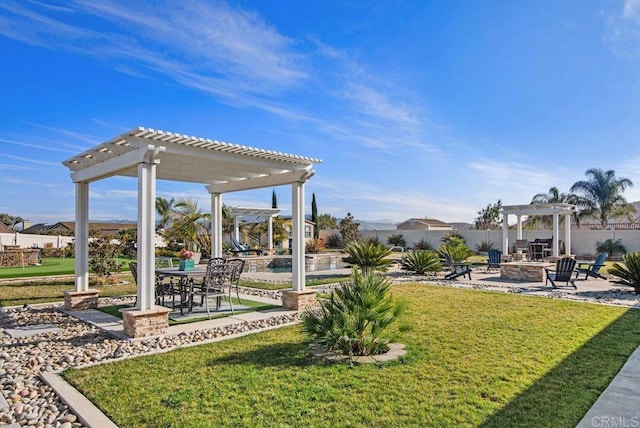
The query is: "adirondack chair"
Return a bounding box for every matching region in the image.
[544,257,577,289]
[230,237,266,256]
[442,253,472,280]
[575,253,608,280]
[486,248,502,271]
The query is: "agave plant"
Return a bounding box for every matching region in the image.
[342,241,392,273]
[608,252,640,294]
[400,250,442,274]
[301,269,406,356]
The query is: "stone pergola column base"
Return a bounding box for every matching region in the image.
[120,306,171,338]
[281,289,317,310]
[64,290,100,310]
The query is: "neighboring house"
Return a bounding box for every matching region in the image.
[0,222,13,233]
[396,218,452,231]
[22,221,138,237]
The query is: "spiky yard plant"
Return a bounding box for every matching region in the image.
[387,233,406,248]
[342,241,392,273]
[437,243,474,264]
[608,252,640,294]
[302,269,406,356]
[413,238,433,251]
[400,250,442,275]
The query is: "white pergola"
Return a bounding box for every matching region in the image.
[228,207,281,251]
[501,203,576,258]
[63,127,321,312]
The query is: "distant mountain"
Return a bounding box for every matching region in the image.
[357,219,398,231]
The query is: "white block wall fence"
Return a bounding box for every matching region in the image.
[359,229,640,258]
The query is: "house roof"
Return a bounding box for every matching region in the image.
[0,222,13,233]
[62,127,322,193]
[398,218,451,227]
[21,222,138,236]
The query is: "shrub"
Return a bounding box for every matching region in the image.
[88,237,124,278]
[342,241,393,273]
[387,233,406,248]
[608,252,640,294]
[305,238,325,254]
[595,239,627,258]
[413,238,433,251]
[437,243,474,264]
[475,240,494,253]
[400,250,442,274]
[324,232,343,249]
[301,269,405,356]
[441,233,466,246]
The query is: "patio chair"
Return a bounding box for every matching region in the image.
[515,240,529,260]
[225,258,245,305]
[441,254,472,280]
[575,253,608,280]
[191,261,235,318]
[486,249,502,271]
[230,236,266,256]
[544,257,577,289]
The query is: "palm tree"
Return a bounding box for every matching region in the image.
[528,187,579,229]
[570,169,636,228]
[155,197,175,229]
[165,198,210,252]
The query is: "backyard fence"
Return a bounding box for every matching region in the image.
[359,229,640,258]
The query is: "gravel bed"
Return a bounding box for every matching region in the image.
[0,303,300,427]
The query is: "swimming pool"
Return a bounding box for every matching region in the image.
[245,259,349,273]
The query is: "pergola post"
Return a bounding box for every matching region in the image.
[233,215,240,243]
[516,215,523,240]
[281,180,317,310]
[211,193,223,258]
[291,181,305,291]
[552,213,560,257]
[136,159,157,311]
[64,181,98,310]
[502,213,509,254]
[267,215,274,251]
[564,214,571,255]
[75,181,89,292]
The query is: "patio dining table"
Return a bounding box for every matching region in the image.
[155,267,207,315]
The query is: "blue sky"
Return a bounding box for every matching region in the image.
[1,0,640,225]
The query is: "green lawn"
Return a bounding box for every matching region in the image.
[97,298,281,325]
[64,284,640,427]
[0,257,132,279]
[0,275,136,307]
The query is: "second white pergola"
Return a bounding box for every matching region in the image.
[501,203,576,258]
[62,127,321,315]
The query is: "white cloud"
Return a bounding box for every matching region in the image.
[604,0,640,57]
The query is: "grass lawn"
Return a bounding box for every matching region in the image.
[97,298,281,325]
[0,257,133,279]
[64,284,640,427]
[0,275,136,307]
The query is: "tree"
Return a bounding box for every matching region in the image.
[155,197,175,229]
[0,213,24,229]
[529,187,579,229]
[164,198,210,252]
[473,200,503,230]
[339,212,360,244]
[311,193,319,239]
[317,213,338,230]
[570,168,636,228]
[271,189,278,209]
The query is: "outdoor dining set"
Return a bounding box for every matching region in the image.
[130,257,245,318]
